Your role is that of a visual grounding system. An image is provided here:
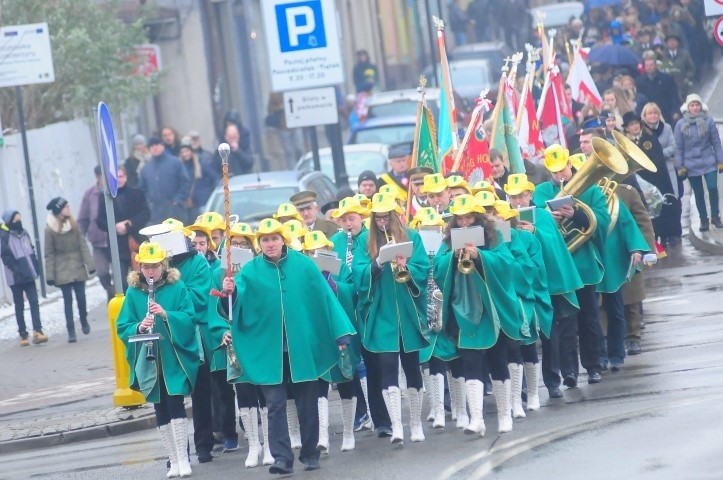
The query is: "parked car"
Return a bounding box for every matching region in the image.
[424,59,496,125]
[203,170,338,226]
[450,41,513,80]
[295,143,389,191]
[367,88,441,122]
[347,115,417,146]
[529,2,584,29]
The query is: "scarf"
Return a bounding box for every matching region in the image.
[681,112,708,138]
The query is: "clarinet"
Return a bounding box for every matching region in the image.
[427,255,443,333]
[346,230,353,267]
[145,277,156,361]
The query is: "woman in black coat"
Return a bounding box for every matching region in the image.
[622,112,682,246]
[97,165,151,290]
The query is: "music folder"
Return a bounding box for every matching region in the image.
[378,241,413,264]
[220,247,254,272]
[517,206,536,224]
[451,226,485,250]
[312,251,342,276]
[418,227,444,255]
[545,195,575,211]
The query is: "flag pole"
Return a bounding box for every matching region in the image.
[490,60,511,152]
[407,76,427,215]
[516,45,534,129]
[434,16,459,173]
[451,89,490,172]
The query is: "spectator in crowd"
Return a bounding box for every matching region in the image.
[661,34,695,99]
[352,50,378,94]
[78,165,114,300]
[179,136,220,224]
[637,51,682,126]
[619,75,649,116]
[0,210,47,346]
[124,134,149,188]
[602,87,633,130]
[188,130,215,167]
[264,92,304,171]
[215,110,254,176]
[139,136,191,223]
[97,166,151,290]
[674,94,723,233]
[44,197,95,343]
[161,126,182,157]
[448,0,470,46]
[641,102,680,198]
[357,170,378,198]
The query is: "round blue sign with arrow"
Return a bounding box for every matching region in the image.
[96,102,119,197]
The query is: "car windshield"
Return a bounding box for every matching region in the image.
[354,124,415,145]
[207,186,298,222]
[301,151,387,178]
[449,63,492,89]
[368,101,440,122]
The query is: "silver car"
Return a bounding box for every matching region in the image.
[295,143,389,191]
[203,170,338,226]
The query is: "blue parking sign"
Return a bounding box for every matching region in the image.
[276,0,326,52]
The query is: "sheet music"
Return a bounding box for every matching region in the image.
[150,231,188,257]
[418,228,444,255]
[497,220,512,243]
[451,226,485,250]
[220,247,254,273]
[517,206,536,224]
[378,241,413,264]
[312,252,342,276]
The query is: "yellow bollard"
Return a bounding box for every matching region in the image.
[109,293,146,407]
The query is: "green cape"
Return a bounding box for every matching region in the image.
[174,253,211,365]
[512,229,554,340]
[228,249,356,385]
[598,199,651,293]
[117,271,198,402]
[352,229,431,353]
[533,182,609,286]
[433,239,520,349]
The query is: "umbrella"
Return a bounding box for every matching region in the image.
[587,0,621,8]
[588,44,641,66]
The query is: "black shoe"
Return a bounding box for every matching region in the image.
[197,452,213,463]
[563,374,577,388]
[600,361,609,371]
[302,457,320,471]
[700,219,710,232]
[269,460,294,475]
[548,386,563,398]
[376,425,392,438]
[610,361,623,372]
[81,322,90,335]
[627,341,642,355]
[68,331,77,343]
[713,217,723,228]
[588,371,602,384]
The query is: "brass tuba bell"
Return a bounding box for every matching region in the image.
[555,137,628,253]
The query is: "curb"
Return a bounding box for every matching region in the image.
[0,405,192,455]
[687,225,723,255]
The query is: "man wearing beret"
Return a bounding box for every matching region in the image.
[290,191,339,239]
[377,143,412,201]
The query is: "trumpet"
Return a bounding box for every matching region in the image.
[145,278,156,361]
[382,225,411,283]
[457,249,475,274]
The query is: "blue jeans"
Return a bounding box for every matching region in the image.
[602,290,626,365]
[11,281,42,337]
[688,171,719,220]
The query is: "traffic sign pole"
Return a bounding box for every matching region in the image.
[95,102,144,408]
[15,86,47,298]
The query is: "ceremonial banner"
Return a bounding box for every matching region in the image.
[568,52,602,108]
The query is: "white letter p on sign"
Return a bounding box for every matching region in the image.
[285,6,315,47]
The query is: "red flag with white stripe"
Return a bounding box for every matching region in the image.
[537,66,568,148]
[568,53,602,108]
[518,86,544,160]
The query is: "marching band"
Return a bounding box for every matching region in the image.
[116,134,658,477]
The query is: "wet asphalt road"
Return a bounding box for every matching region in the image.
[2,240,723,480]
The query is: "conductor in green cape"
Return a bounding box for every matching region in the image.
[220,218,355,475]
[116,241,198,478]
